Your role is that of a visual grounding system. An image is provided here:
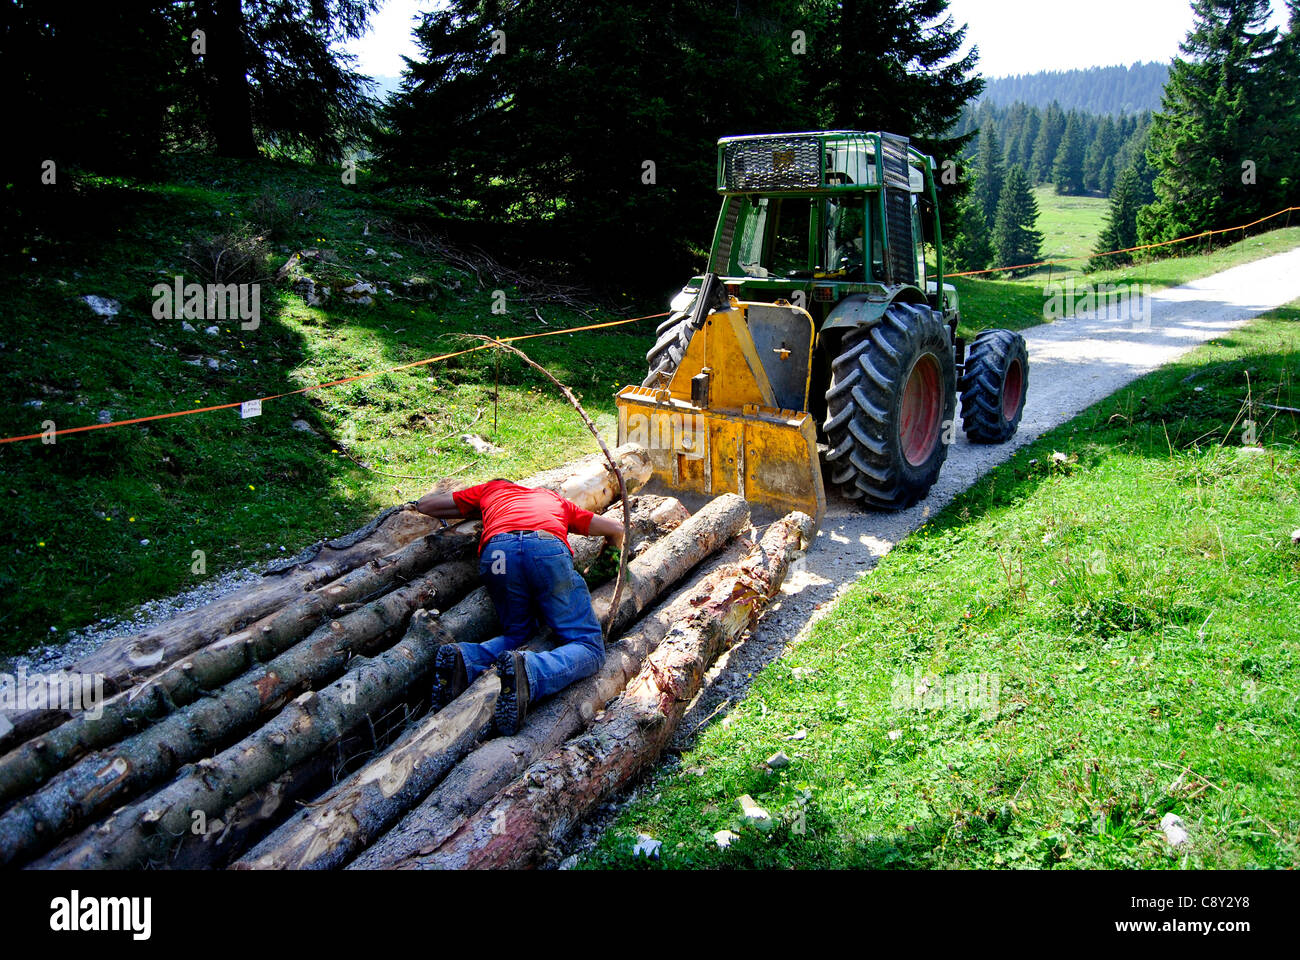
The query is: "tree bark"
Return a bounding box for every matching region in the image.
[234,499,741,871]
[0,561,478,867]
[399,511,813,870]
[0,508,438,752]
[0,444,650,753]
[347,538,753,871]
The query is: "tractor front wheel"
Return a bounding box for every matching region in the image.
[823,302,956,509]
[642,294,701,387]
[960,328,1029,443]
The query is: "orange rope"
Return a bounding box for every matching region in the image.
[0,312,668,445]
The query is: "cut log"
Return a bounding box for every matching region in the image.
[397,511,813,870]
[235,500,735,871]
[0,561,478,867]
[0,443,651,754]
[33,609,461,869]
[0,494,682,811]
[347,539,752,871]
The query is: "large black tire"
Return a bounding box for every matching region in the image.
[642,292,701,387]
[823,302,957,509]
[960,328,1028,443]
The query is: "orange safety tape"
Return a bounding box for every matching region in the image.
[0,312,668,445]
[942,205,1300,279]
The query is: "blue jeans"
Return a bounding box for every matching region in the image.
[453,531,605,700]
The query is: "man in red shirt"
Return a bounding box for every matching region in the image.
[415,480,626,734]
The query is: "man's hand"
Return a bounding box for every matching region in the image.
[587,514,626,552]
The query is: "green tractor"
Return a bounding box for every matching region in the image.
[628,130,1028,516]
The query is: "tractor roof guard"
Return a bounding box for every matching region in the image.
[716,130,932,195]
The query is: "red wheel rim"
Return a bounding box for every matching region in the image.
[1002,358,1024,422]
[900,354,942,466]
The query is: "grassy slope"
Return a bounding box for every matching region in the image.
[0,157,651,652]
[583,304,1300,870]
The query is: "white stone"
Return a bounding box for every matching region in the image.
[713,829,740,849]
[737,794,773,831]
[82,295,120,317]
[765,750,790,769]
[1160,812,1189,847]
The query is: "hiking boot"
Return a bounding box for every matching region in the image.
[494,650,531,735]
[431,643,468,711]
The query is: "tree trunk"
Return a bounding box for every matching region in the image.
[234,499,741,871]
[201,0,258,158]
[402,511,813,870]
[0,444,650,753]
[34,610,462,869]
[0,561,478,867]
[348,538,753,871]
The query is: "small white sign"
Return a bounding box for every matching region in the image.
[240,399,262,419]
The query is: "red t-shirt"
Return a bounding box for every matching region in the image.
[452,480,595,554]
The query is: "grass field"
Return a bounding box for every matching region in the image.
[580,303,1300,870]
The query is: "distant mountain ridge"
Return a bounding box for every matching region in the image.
[977,62,1169,115]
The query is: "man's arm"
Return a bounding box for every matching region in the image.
[587,513,626,551]
[414,492,465,520]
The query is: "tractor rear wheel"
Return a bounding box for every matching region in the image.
[823,302,956,509]
[642,296,701,387]
[960,328,1028,443]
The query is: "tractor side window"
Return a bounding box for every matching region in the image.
[824,197,866,280]
[736,198,770,277]
[911,193,927,288]
[767,198,813,278]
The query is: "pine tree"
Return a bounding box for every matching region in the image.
[1029,101,1066,183]
[948,193,994,272]
[1052,112,1087,194]
[973,127,1005,224]
[188,0,380,160]
[992,165,1043,275]
[1083,115,1119,193]
[1090,167,1143,268]
[1138,0,1281,242]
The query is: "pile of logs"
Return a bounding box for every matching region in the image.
[0,443,812,870]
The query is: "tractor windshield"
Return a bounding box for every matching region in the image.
[735,196,814,279]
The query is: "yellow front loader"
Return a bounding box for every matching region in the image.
[616,274,827,527]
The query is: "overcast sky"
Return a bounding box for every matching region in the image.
[342,0,1292,80]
